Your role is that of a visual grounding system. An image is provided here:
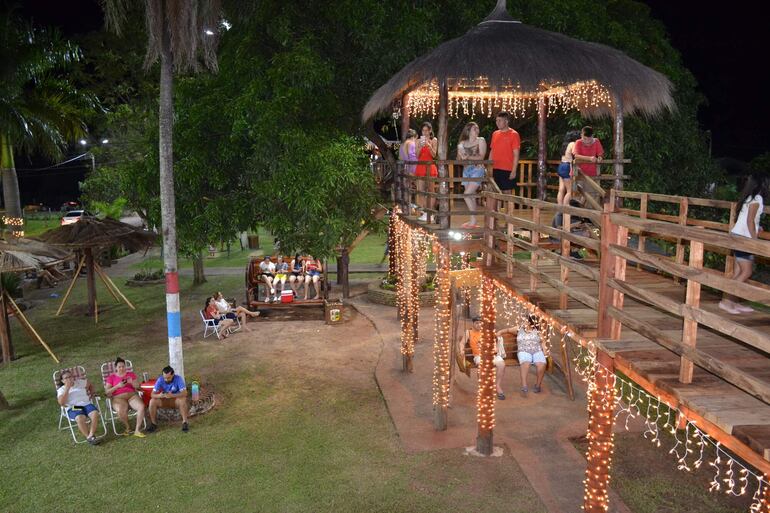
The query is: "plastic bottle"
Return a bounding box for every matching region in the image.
[191,381,200,402]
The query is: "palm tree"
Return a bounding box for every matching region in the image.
[103,0,222,378]
[0,8,96,235]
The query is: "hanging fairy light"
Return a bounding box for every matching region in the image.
[432,244,452,409]
[407,79,613,119]
[3,216,24,238]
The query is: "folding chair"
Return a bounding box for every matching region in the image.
[200,310,221,338]
[53,366,107,444]
[100,360,147,435]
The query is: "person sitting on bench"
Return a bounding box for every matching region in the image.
[466,317,507,400]
[303,256,322,300]
[273,256,289,302]
[289,253,304,297]
[214,292,259,330]
[146,366,189,433]
[56,370,102,445]
[260,256,276,303]
[499,314,547,397]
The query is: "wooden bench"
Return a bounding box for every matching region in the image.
[455,332,520,377]
[245,256,329,306]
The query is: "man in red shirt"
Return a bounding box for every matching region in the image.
[573,126,604,177]
[489,111,520,193]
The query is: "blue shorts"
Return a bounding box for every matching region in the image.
[224,312,237,320]
[734,250,754,261]
[67,403,97,420]
[308,270,321,277]
[557,162,572,179]
[518,350,546,364]
[462,165,486,187]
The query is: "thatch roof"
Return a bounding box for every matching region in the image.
[0,238,73,273]
[362,0,673,122]
[36,217,156,251]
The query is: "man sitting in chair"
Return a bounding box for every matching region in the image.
[466,317,508,400]
[146,366,189,433]
[57,370,102,445]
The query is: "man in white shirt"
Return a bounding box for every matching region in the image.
[56,370,101,445]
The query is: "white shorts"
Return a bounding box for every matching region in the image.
[518,351,546,364]
[474,355,504,366]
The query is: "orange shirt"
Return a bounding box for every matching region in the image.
[490,129,520,171]
[469,330,481,357]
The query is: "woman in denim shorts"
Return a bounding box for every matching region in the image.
[557,131,580,208]
[457,122,487,228]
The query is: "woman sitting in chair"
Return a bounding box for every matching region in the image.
[303,256,323,300]
[57,370,102,445]
[204,296,236,339]
[104,357,146,438]
[465,317,508,400]
[213,291,259,330]
[498,314,548,397]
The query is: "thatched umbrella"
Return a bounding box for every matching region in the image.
[362,0,674,208]
[37,218,156,318]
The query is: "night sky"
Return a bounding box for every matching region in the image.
[13,0,769,206]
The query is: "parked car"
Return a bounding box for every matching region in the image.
[60,210,94,225]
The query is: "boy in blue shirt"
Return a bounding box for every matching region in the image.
[146,366,190,433]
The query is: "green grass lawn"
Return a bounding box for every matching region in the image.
[0,274,545,513]
[132,228,388,271]
[24,217,60,237]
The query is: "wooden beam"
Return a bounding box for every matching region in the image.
[607,278,770,355]
[597,200,618,338]
[85,248,96,317]
[482,191,602,223]
[679,239,703,383]
[612,96,624,193]
[609,244,770,304]
[437,80,449,230]
[488,211,601,252]
[0,288,10,365]
[56,255,85,316]
[606,306,770,404]
[6,292,59,363]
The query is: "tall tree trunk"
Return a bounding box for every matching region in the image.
[1,134,23,234]
[192,253,206,285]
[159,3,184,379]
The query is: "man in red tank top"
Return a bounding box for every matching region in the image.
[573,126,604,177]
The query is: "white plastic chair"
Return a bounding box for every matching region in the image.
[200,310,221,338]
[53,366,107,444]
[100,360,147,435]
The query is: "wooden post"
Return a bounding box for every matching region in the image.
[725,203,737,278]
[485,184,496,267]
[613,95,624,193]
[506,200,514,278]
[433,244,451,431]
[674,197,689,283]
[402,231,414,372]
[679,239,704,383]
[537,96,548,201]
[84,247,97,317]
[530,206,541,292]
[597,195,619,339]
[610,226,629,340]
[476,276,496,455]
[437,80,450,230]
[560,210,572,309]
[400,93,410,142]
[0,283,11,365]
[95,264,135,310]
[6,292,59,363]
[637,193,648,270]
[583,351,618,513]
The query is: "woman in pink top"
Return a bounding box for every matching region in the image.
[104,357,146,437]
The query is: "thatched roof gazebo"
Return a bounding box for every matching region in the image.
[362,0,674,210]
[37,218,156,320]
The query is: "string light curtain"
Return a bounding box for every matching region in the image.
[432,244,452,428]
[476,275,497,455]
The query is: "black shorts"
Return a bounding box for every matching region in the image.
[493,168,517,191]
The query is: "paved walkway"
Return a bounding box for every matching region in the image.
[350,295,634,513]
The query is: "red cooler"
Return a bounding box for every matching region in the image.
[281,290,294,303]
[140,381,156,407]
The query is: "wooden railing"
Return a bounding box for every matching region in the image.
[480,189,770,404]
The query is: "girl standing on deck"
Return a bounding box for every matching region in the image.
[557,131,580,208]
[457,122,487,229]
[719,173,769,314]
[414,122,438,222]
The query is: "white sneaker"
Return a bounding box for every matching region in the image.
[418,213,428,222]
[264,296,270,303]
[273,296,280,303]
[718,301,741,315]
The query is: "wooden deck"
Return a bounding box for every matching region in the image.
[485,261,770,464]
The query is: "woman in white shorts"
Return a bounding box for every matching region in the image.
[513,315,547,397]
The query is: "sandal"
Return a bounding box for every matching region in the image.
[520,387,528,398]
